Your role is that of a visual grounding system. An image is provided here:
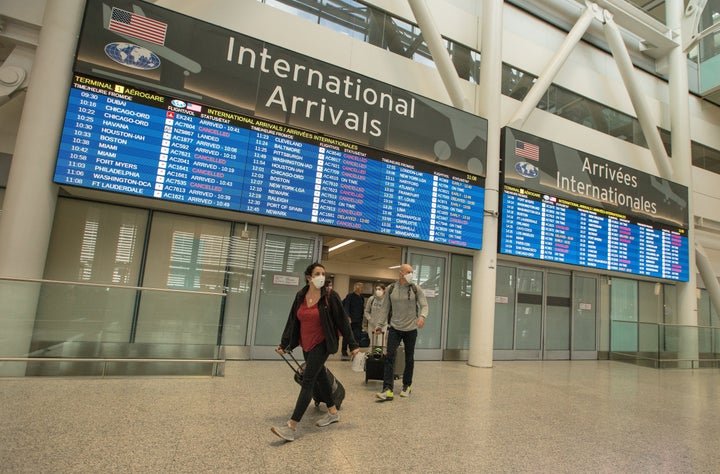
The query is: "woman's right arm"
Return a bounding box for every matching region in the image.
[279,292,300,351]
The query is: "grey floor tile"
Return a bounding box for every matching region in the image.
[1,360,719,473]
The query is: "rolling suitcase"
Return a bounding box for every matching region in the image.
[280,350,346,409]
[365,332,386,384]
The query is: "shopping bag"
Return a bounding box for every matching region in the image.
[351,351,367,372]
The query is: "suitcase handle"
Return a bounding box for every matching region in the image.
[278,349,303,375]
[371,331,386,348]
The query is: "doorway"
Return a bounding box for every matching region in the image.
[494,265,598,360]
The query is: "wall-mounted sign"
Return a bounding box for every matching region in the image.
[499,128,689,281]
[55,0,489,250]
[55,74,485,248]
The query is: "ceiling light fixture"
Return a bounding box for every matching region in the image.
[328,239,355,252]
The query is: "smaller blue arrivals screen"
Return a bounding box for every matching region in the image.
[499,128,689,282]
[54,74,485,249]
[500,186,688,280]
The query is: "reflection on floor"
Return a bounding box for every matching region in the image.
[2,359,719,473]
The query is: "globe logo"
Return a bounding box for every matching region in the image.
[104,42,161,70]
[515,161,539,178]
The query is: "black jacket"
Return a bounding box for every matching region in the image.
[280,285,358,354]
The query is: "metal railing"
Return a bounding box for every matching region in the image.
[0,277,227,377]
[610,320,720,368]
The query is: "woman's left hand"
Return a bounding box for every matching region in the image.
[350,348,360,358]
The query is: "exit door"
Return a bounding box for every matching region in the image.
[494,265,598,360]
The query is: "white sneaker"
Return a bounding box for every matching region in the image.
[271,423,295,441]
[316,412,339,427]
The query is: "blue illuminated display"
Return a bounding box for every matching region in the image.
[499,128,689,281]
[54,75,485,249]
[500,185,688,280]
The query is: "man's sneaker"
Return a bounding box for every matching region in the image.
[375,389,394,401]
[271,423,295,442]
[316,412,339,427]
[400,385,412,397]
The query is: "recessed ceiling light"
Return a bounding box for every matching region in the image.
[329,239,355,252]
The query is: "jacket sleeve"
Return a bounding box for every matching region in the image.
[363,296,373,323]
[342,294,351,315]
[332,291,358,350]
[280,292,301,350]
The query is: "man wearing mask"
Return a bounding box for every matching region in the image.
[375,264,428,401]
[342,282,365,360]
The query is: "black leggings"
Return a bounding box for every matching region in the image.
[291,343,333,422]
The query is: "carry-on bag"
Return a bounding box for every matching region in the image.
[279,349,346,409]
[364,332,386,384]
[351,351,367,372]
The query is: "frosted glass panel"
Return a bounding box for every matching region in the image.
[446,255,472,350]
[409,252,446,350]
[136,212,229,345]
[221,224,259,346]
[515,269,542,350]
[36,199,148,344]
[254,234,315,346]
[493,266,515,350]
[573,276,597,351]
[545,273,570,351]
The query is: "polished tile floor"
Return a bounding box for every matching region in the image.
[1,358,719,473]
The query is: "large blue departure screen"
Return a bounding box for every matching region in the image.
[54,74,485,249]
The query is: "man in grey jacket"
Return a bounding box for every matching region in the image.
[374,263,428,401]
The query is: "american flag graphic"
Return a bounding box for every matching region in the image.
[109,7,167,45]
[515,140,540,160]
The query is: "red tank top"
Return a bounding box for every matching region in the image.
[297,300,325,351]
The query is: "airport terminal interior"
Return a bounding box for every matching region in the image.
[2,0,720,471]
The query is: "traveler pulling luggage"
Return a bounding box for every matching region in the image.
[279,349,346,409]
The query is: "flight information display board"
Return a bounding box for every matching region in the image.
[54,74,485,249]
[500,128,689,281]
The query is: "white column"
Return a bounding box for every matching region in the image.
[407,0,471,111]
[468,0,503,368]
[508,3,599,128]
[603,13,675,180]
[0,0,85,375]
[667,0,699,366]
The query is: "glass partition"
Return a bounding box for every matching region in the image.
[0,278,223,376]
[408,251,446,350]
[446,254,472,351]
[135,212,230,346]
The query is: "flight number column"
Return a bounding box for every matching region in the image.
[429,174,452,244]
[312,146,342,225]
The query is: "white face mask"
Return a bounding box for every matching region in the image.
[403,272,414,284]
[375,289,384,298]
[311,275,325,289]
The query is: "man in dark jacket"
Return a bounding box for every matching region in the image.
[342,282,365,359]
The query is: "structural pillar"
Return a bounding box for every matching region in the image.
[0,0,85,374]
[667,0,699,365]
[468,0,503,368]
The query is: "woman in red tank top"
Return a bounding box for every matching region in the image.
[271,263,359,442]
